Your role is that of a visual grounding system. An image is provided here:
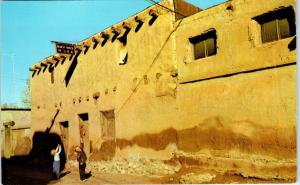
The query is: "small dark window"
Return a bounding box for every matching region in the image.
[189,30,217,60]
[60,121,69,128]
[79,113,89,121]
[254,6,295,43]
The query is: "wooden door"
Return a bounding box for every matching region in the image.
[100,110,115,140]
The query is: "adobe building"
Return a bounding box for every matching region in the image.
[1,108,32,158]
[29,0,296,180]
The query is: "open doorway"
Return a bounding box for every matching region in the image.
[78,113,90,156]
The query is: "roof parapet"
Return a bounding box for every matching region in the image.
[31,0,173,75]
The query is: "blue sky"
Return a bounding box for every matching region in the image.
[1,0,227,107]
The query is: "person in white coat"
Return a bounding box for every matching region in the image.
[51,144,62,179]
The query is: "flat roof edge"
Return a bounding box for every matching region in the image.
[1,108,31,111]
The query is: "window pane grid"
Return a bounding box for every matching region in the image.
[257,7,295,44]
[206,37,216,56]
[194,40,206,59]
[261,20,278,43]
[278,18,291,39]
[190,30,216,60]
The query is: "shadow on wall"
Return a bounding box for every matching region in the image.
[90,116,296,161]
[2,131,66,185]
[288,36,296,51]
[64,49,82,87]
[89,139,116,161]
[30,132,67,171]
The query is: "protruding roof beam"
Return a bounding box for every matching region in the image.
[29,67,36,72]
[60,55,66,64]
[83,41,91,47]
[75,43,83,51]
[68,48,81,61]
[46,59,55,65]
[52,56,60,63]
[100,32,110,46]
[79,41,91,54]
[34,65,41,70]
[149,9,159,17]
[100,32,110,39]
[122,22,132,29]
[40,61,48,72]
[111,26,121,42]
[134,15,145,32]
[52,56,60,67]
[111,26,121,35]
[118,22,132,45]
[75,47,82,52]
[148,9,159,25]
[41,61,48,67]
[92,36,100,49]
[134,15,145,23]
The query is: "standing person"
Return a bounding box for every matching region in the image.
[51,144,62,179]
[75,138,91,181]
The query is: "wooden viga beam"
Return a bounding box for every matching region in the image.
[92,37,100,49]
[99,32,110,46]
[52,56,60,64]
[122,22,132,30]
[149,9,159,17]
[111,26,121,35]
[100,32,110,39]
[46,59,55,65]
[83,41,91,49]
[41,61,48,67]
[111,26,121,42]
[60,55,66,64]
[29,67,36,72]
[134,15,145,23]
[34,65,41,70]
[77,41,91,54]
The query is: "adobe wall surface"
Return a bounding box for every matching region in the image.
[1,110,32,157]
[30,0,177,157]
[172,0,295,179]
[30,0,296,180]
[1,109,31,129]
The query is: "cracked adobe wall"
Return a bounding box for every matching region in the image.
[172,0,296,180]
[30,0,296,180]
[30,0,181,158]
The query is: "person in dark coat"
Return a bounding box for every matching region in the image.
[75,139,91,181]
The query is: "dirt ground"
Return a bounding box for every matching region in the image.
[2,158,294,185]
[1,161,160,185]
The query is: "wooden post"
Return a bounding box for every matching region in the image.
[3,121,15,158]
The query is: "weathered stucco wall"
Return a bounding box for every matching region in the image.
[30,0,178,157]
[30,0,296,180]
[171,0,296,179]
[176,0,296,83]
[1,109,32,158]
